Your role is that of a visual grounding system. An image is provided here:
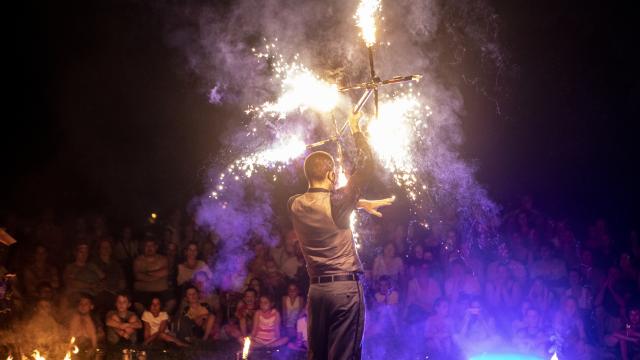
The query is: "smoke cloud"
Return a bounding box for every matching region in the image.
[163,0,507,290]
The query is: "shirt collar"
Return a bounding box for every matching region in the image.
[308,187,330,193]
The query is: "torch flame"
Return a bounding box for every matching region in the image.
[550,352,559,360]
[355,0,381,47]
[242,337,251,359]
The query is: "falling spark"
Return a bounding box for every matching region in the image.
[350,211,360,249]
[248,46,341,119]
[366,92,430,200]
[355,0,382,47]
[242,337,251,359]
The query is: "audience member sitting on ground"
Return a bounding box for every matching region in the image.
[141,297,188,347]
[105,293,142,347]
[282,282,304,338]
[225,289,258,341]
[250,294,288,348]
[177,285,216,341]
[69,294,104,355]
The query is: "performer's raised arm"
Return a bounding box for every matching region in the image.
[344,111,374,198]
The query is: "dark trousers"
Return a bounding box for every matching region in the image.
[307,280,365,360]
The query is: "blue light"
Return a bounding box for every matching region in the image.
[469,354,544,360]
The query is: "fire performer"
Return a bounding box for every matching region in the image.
[288,111,394,359]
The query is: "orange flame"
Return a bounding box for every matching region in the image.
[63,337,78,360]
[31,350,45,360]
[242,337,251,359]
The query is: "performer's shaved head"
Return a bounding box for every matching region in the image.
[304,151,335,184]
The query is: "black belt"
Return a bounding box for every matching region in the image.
[310,273,359,284]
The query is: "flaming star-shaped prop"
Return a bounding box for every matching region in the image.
[208,0,431,244]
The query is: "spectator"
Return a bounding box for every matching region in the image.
[444,260,481,307]
[372,242,404,283]
[177,285,216,341]
[93,237,126,314]
[69,294,104,354]
[424,298,458,358]
[105,293,142,347]
[513,307,547,356]
[141,297,188,347]
[564,268,594,314]
[288,306,308,352]
[113,226,139,265]
[553,296,589,358]
[225,289,258,340]
[282,283,304,338]
[176,242,212,287]
[133,238,174,314]
[261,259,286,295]
[456,297,502,354]
[609,307,640,360]
[371,275,400,336]
[63,242,105,306]
[529,243,567,286]
[596,266,631,319]
[250,294,288,348]
[527,277,555,317]
[23,244,60,300]
[405,263,442,328]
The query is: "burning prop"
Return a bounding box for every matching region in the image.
[210,0,425,200]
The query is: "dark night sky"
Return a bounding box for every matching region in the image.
[3,0,639,233]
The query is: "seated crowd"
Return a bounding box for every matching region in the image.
[0,196,639,360]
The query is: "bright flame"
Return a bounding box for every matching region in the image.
[249,45,340,119]
[242,337,251,359]
[63,337,79,360]
[355,0,381,47]
[336,164,349,188]
[212,135,306,199]
[234,135,306,177]
[550,352,559,360]
[31,350,45,360]
[7,355,13,360]
[367,92,429,200]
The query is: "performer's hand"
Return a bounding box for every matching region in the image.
[349,111,363,134]
[358,197,395,217]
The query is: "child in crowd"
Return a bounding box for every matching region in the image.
[372,276,400,335]
[288,307,308,352]
[105,293,142,347]
[225,289,258,341]
[69,294,104,354]
[424,298,458,359]
[282,283,304,338]
[177,285,216,341]
[141,297,188,347]
[250,294,288,348]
